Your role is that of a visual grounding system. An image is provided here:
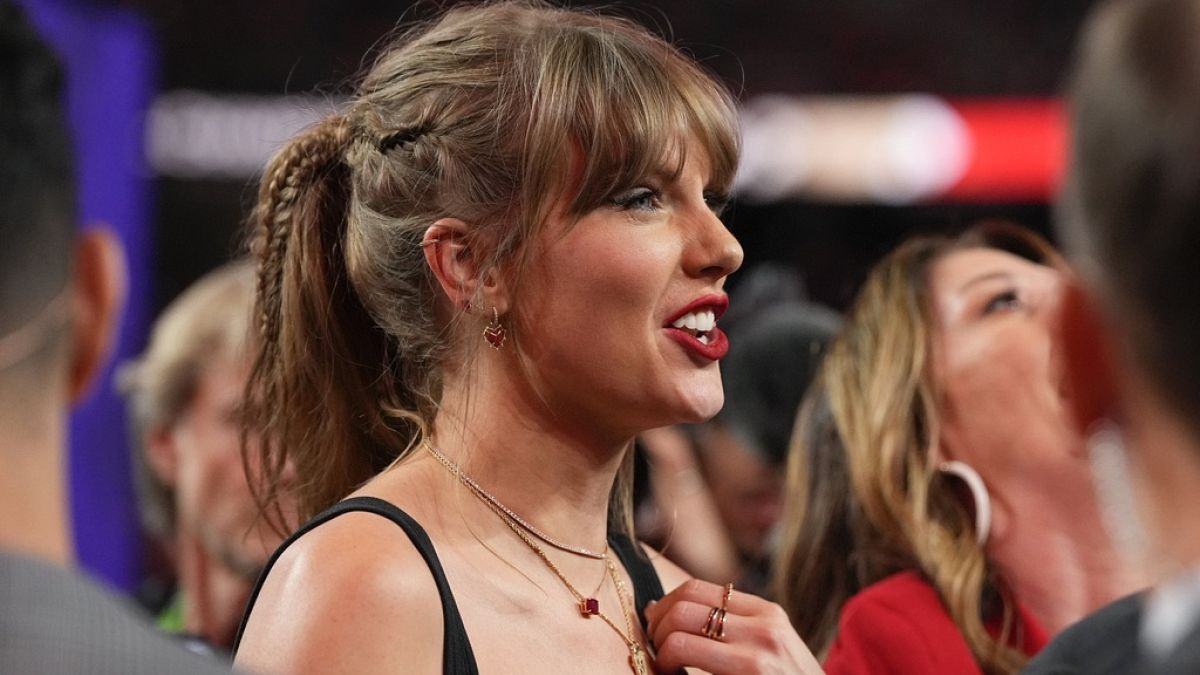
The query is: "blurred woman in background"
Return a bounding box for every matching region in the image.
[775,223,1145,674]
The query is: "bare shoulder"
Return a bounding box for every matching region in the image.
[639,541,693,593]
[235,509,445,675]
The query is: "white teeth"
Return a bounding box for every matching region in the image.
[697,334,710,345]
[671,310,718,333]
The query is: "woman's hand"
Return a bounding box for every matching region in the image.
[645,579,825,675]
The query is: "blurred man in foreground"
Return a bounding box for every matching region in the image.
[1026,0,1200,672]
[0,2,232,671]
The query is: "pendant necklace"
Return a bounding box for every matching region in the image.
[426,443,650,675]
[425,442,608,559]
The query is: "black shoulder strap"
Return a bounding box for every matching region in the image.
[233,496,479,675]
[607,533,666,633]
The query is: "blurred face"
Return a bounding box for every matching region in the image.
[514,138,743,441]
[168,359,285,581]
[929,248,1079,482]
[697,425,784,558]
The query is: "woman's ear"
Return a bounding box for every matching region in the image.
[422,218,510,313]
[1058,278,1120,438]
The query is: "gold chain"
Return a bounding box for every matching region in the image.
[428,446,648,675]
[425,443,608,559]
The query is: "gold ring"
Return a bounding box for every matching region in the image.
[702,583,733,641]
[701,606,720,637]
[703,607,728,640]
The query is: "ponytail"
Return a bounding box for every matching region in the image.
[246,114,424,529]
[243,0,743,539]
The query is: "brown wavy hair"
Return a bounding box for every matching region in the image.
[243,1,739,534]
[774,222,1062,675]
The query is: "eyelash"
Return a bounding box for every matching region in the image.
[609,187,731,217]
[983,289,1022,314]
[704,191,731,217]
[611,187,662,211]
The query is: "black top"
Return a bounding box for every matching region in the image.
[234,496,669,675]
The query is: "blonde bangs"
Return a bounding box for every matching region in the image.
[518,13,739,227]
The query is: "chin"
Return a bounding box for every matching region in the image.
[672,389,725,424]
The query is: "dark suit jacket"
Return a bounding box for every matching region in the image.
[1022,594,1142,675]
[0,550,232,675]
[1152,618,1200,675]
[1021,593,1200,674]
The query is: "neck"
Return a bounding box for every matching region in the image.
[988,468,1147,635]
[174,524,247,648]
[0,398,72,566]
[429,360,631,554]
[1122,379,1200,580]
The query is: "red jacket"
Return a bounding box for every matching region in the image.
[823,571,1048,675]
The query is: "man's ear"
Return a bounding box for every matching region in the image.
[1058,278,1120,437]
[68,227,127,404]
[145,425,179,486]
[421,218,509,313]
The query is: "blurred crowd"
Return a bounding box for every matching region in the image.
[3,0,1200,673]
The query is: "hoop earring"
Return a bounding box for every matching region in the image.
[939,460,992,546]
[482,307,507,349]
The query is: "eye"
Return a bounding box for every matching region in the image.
[983,289,1022,315]
[610,186,662,212]
[704,191,731,217]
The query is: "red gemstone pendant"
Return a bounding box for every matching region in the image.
[579,598,599,616]
[482,323,506,349]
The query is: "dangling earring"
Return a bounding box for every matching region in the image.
[939,460,992,546]
[482,307,507,349]
[1087,419,1147,560]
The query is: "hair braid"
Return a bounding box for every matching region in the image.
[246,114,352,530]
[240,0,741,536]
[254,115,351,349]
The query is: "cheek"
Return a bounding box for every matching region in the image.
[944,331,1045,404]
[184,428,247,499]
[524,237,670,345]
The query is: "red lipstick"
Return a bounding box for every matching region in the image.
[663,294,730,361]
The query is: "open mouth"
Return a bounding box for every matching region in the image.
[664,295,730,361]
[670,309,717,345]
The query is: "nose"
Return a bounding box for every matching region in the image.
[685,208,743,280]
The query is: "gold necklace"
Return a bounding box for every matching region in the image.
[425,442,609,559]
[429,446,649,675]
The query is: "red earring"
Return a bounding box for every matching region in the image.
[482,307,506,349]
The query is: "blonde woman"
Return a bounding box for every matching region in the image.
[232,2,821,674]
[775,223,1144,674]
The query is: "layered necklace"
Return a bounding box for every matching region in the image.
[424,442,650,675]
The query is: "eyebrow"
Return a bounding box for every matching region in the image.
[958,271,1015,293]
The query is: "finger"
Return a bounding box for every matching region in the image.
[648,600,720,651]
[654,630,763,675]
[645,579,726,631]
[649,578,760,625]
